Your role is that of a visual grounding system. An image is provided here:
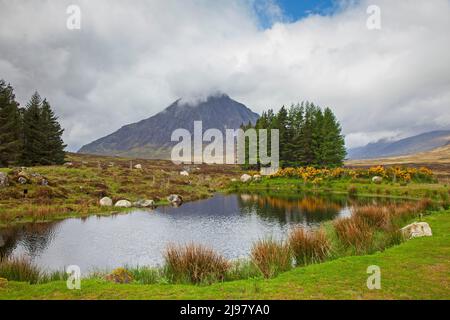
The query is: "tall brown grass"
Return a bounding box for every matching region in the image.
[250,238,292,278]
[333,217,374,253]
[288,227,331,266]
[164,243,229,284]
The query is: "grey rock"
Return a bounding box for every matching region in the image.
[115,200,132,208]
[134,199,155,208]
[167,194,183,206]
[401,222,432,239]
[0,172,9,187]
[99,197,113,207]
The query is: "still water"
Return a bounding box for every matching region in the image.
[0,193,393,272]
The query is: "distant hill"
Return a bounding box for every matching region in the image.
[78,94,259,159]
[347,130,450,160]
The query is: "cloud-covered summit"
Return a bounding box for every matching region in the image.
[1,0,449,151]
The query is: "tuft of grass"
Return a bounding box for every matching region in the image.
[250,238,292,279]
[164,243,230,285]
[127,266,163,284]
[0,257,41,284]
[333,216,374,254]
[288,227,331,266]
[353,205,390,229]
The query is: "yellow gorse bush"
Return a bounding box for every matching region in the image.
[272,165,434,183]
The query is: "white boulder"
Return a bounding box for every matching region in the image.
[134,164,142,169]
[115,200,132,208]
[240,174,252,183]
[401,222,432,239]
[372,176,383,184]
[253,174,262,181]
[99,197,113,207]
[180,171,189,176]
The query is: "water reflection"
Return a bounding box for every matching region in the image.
[0,193,401,271]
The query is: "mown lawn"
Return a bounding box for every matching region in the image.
[1,211,448,300]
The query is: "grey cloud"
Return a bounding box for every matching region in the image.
[0,0,449,151]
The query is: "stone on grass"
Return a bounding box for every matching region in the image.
[180,170,189,176]
[253,174,262,181]
[134,164,142,169]
[240,174,252,183]
[372,176,383,184]
[401,222,432,239]
[99,197,113,207]
[133,199,155,208]
[0,172,8,187]
[167,194,183,206]
[17,176,28,184]
[115,200,132,208]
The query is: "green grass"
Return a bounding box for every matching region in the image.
[1,210,448,300]
[229,176,449,201]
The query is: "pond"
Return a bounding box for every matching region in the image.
[0,193,398,273]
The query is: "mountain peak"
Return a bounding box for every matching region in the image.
[78,94,259,159]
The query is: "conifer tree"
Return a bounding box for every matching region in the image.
[0,80,23,166]
[22,92,46,165]
[40,99,66,164]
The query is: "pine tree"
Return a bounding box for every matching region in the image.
[319,107,346,166]
[0,80,23,166]
[40,99,66,164]
[247,101,346,168]
[22,92,46,166]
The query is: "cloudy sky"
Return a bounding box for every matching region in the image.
[1,0,449,151]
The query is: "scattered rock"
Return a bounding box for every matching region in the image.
[104,268,133,284]
[134,164,142,169]
[401,222,432,239]
[133,199,155,208]
[64,162,74,167]
[0,172,9,187]
[0,277,8,288]
[99,197,113,207]
[253,174,262,181]
[240,174,252,183]
[167,194,183,206]
[115,200,132,208]
[372,176,383,184]
[180,170,189,176]
[17,176,28,184]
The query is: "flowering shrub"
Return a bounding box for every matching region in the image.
[273,166,434,183]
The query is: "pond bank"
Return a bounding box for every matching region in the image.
[1,210,448,299]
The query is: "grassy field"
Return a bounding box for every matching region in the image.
[1,210,448,300]
[346,144,450,182]
[0,153,243,226]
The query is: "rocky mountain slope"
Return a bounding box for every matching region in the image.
[78,94,259,159]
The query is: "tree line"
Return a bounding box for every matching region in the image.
[0,80,66,167]
[243,101,346,168]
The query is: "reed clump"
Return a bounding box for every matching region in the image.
[288,227,331,266]
[250,238,292,278]
[164,243,230,284]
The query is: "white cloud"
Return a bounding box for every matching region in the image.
[0,0,449,150]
